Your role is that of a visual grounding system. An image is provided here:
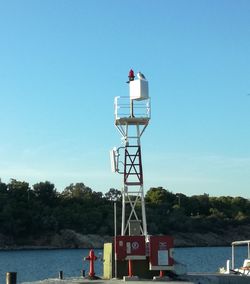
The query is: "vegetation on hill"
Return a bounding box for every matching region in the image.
[0,179,249,246]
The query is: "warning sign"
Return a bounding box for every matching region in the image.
[115,236,146,260]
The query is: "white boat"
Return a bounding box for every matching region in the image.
[220,240,250,276]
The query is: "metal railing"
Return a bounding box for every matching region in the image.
[114,96,151,120]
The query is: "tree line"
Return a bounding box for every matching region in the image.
[0,179,249,244]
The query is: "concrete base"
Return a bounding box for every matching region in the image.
[123,276,139,281]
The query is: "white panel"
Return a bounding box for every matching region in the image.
[126,242,131,254]
[110,148,117,172]
[129,79,149,101]
[158,250,169,265]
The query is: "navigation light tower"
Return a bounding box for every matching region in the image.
[110,69,151,237]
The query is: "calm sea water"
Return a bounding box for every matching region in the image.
[0,246,248,283]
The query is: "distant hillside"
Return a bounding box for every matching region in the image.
[0,179,249,249]
[1,225,250,250]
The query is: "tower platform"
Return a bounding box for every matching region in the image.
[115,117,150,126]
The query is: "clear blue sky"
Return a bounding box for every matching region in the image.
[0,0,250,197]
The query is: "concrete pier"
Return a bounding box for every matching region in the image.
[21,274,250,284]
[184,273,250,283]
[21,278,193,284]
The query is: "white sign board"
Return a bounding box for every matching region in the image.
[158,250,169,266]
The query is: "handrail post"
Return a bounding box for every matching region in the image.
[232,244,234,270]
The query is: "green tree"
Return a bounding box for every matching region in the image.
[8,179,30,201]
[145,187,175,205]
[105,188,122,201]
[62,183,93,199]
[33,181,57,204]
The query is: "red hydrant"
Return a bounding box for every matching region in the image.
[85,249,97,278]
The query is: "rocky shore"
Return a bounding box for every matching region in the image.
[0,225,249,250]
[173,224,250,247]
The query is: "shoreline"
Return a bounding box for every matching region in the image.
[1,224,249,251]
[0,243,232,252]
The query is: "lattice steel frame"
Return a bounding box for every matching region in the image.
[115,119,149,237]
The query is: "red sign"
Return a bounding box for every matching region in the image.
[149,235,174,269]
[115,236,146,260]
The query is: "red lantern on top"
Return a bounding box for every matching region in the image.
[128,69,135,82]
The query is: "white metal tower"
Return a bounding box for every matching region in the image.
[110,69,151,237]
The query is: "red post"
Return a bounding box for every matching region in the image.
[85,249,97,278]
[159,270,165,277]
[128,259,133,277]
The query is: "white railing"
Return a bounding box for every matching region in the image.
[114,96,151,120]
